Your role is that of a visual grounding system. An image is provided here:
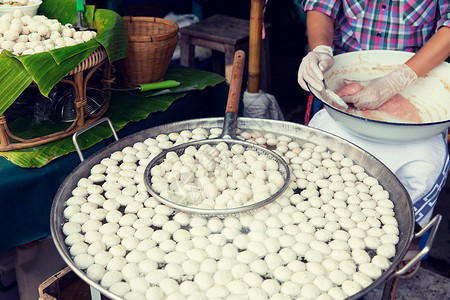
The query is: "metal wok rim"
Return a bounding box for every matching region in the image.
[50,117,415,300]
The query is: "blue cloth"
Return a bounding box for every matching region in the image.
[414,152,449,224]
[311,96,323,116]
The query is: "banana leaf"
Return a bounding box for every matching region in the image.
[0,0,128,116]
[16,46,98,96]
[0,93,187,168]
[92,9,128,63]
[0,53,33,115]
[0,67,225,168]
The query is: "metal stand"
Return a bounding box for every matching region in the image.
[89,286,103,300]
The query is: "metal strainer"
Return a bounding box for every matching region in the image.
[144,50,291,216]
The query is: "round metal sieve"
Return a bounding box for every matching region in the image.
[144,50,291,216]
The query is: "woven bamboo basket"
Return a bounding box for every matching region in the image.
[117,16,179,86]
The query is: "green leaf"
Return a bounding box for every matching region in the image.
[93,9,128,63]
[48,39,100,65]
[0,67,226,168]
[16,48,97,96]
[0,56,33,116]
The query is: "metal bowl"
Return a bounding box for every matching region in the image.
[308,50,450,142]
[51,117,415,300]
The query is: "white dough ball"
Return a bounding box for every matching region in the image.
[107,256,127,271]
[261,279,280,296]
[194,272,214,291]
[328,287,348,300]
[359,263,382,279]
[300,283,320,299]
[352,272,373,288]
[376,244,396,259]
[313,275,334,292]
[129,277,149,294]
[372,255,391,270]
[101,270,123,288]
[73,253,94,270]
[328,269,348,285]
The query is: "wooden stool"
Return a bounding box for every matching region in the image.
[179,14,272,91]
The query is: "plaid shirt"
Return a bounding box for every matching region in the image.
[302,0,450,54]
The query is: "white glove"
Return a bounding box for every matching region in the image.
[298,45,334,92]
[341,64,418,110]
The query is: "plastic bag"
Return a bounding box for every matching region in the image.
[164,12,201,61]
[243,90,285,120]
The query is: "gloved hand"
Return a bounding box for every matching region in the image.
[298,45,334,92]
[341,64,418,110]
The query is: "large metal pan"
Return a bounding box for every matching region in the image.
[308,50,450,142]
[50,117,439,300]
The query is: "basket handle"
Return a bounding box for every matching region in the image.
[72,117,119,162]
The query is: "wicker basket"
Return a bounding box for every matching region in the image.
[117,16,179,86]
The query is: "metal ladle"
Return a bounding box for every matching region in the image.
[144,50,291,216]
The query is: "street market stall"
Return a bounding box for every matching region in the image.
[0,1,447,299]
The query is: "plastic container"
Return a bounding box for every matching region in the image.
[0,0,42,17]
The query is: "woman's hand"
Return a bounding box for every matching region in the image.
[298,45,334,92]
[341,64,418,110]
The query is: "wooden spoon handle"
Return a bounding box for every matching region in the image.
[225,50,246,114]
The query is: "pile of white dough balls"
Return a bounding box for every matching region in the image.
[62,128,399,300]
[0,0,36,6]
[150,141,286,209]
[0,9,97,55]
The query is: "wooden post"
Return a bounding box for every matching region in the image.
[248,0,264,93]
